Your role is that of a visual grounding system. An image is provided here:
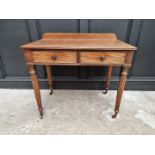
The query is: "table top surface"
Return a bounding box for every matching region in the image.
[21,33,137,51]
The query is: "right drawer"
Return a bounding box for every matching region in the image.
[80,51,126,64]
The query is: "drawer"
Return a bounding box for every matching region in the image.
[80,51,126,64]
[32,50,77,64]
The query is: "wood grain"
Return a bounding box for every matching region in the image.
[42,33,118,40]
[105,65,113,93]
[28,65,43,118]
[21,33,137,119]
[112,66,129,118]
[23,49,33,63]
[32,51,77,64]
[21,33,136,50]
[46,65,53,89]
[80,52,126,64]
[21,39,136,50]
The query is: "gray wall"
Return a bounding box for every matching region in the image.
[0,19,155,90]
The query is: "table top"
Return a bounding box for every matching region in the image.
[21,33,137,51]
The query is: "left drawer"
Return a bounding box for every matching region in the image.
[32,50,77,64]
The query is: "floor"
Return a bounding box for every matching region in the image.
[0,89,155,135]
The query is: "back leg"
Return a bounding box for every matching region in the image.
[46,65,53,95]
[104,65,113,94]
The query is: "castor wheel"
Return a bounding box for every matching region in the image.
[49,87,53,95]
[40,111,43,119]
[112,110,118,119]
[112,114,117,118]
[103,88,108,94]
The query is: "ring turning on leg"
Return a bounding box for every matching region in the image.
[28,65,43,119]
[112,66,129,118]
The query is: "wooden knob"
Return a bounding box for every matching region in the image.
[100,56,105,61]
[51,55,57,60]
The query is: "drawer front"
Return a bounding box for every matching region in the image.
[80,52,126,64]
[32,51,77,64]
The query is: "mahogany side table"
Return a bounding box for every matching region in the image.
[21,33,137,119]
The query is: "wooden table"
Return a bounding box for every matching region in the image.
[21,33,137,119]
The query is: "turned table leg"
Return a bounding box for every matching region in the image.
[28,65,43,119]
[46,65,53,95]
[112,66,129,118]
[104,65,113,94]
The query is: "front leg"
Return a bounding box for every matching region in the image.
[112,66,129,118]
[28,65,43,119]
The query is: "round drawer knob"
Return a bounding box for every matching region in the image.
[51,55,57,60]
[100,56,105,61]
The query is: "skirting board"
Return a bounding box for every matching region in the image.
[0,76,155,90]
